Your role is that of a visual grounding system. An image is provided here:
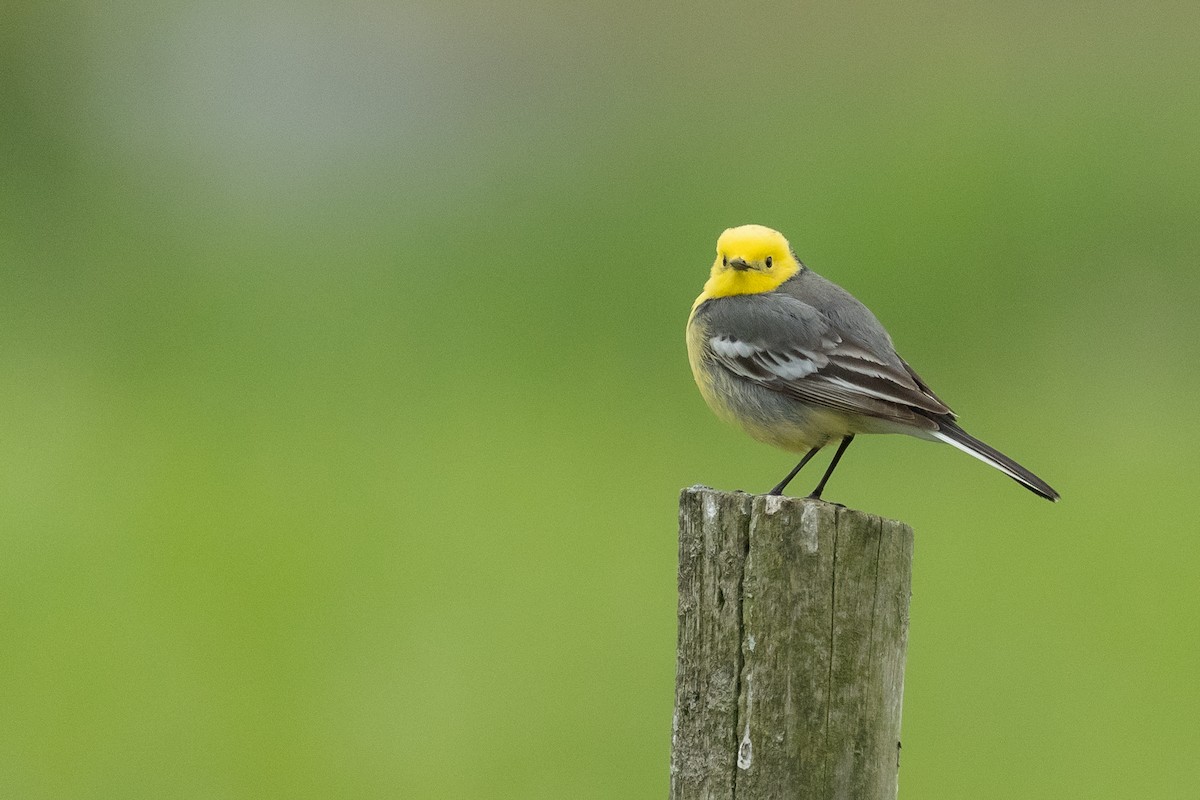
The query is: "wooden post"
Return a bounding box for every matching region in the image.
[670,486,913,800]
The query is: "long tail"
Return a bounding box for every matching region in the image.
[931,421,1060,502]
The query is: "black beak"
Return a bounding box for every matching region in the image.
[728,257,752,271]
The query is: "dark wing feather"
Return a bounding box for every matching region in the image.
[699,291,952,427]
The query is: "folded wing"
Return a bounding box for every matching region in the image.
[700,293,953,430]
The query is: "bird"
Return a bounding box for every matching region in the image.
[686,224,1059,502]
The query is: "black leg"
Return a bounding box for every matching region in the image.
[768,446,822,496]
[808,434,855,500]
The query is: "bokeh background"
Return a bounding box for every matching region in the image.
[4,2,1199,798]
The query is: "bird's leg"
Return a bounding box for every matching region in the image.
[808,434,855,500]
[768,446,822,496]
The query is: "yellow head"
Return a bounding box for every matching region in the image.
[700,224,801,302]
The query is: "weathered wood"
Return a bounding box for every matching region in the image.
[670,487,913,800]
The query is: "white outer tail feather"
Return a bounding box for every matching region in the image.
[931,428,1059,501]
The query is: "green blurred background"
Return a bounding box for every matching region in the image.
[3,2,1198,797]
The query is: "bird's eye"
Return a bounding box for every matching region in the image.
[765,256,773,268]
[722,256,728,267]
